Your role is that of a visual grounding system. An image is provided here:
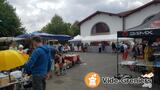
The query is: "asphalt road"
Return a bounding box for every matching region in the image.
[46,52,160,90]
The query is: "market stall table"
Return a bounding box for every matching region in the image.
[153,53,160,56]
[64,54,80,64]
[119,61,137,66]
[0,81,18,90]
[119,60,160,67]
[0,50,29,90]
[0,77,30,90]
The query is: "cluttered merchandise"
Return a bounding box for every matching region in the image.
[0,50,31,90]
[0,42,81,90]
[118,29,160,85]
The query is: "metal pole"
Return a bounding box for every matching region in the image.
[9,72,11,83]
[116,37,119,75]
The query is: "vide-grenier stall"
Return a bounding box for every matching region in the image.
[116,28,160,87]
[0,50,30,90]
[0,33,75,89]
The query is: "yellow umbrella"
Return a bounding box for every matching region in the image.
[0,50,29,71]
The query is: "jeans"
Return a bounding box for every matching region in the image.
[32,75,46,90]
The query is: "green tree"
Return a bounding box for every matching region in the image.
[42,15,70,35]
[0,0,25,37]
[70,21,80,36]
[41,15,80,36]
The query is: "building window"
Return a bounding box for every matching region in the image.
[91,22,110,35]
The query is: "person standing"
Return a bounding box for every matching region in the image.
[111,42,116,53]
[9,42,17,50]
[84,43,89,52]
[18,44,25,53]
[144,44,149,61]
[80,43,83,52]
[98,43,102,53]
[24,36,53,90]
[77,43,80,51]
[132,44,138,60]
[122,43,128,60]
[102,42,105,52]
[58,44,62,52]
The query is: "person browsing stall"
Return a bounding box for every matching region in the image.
[24,36,53,90]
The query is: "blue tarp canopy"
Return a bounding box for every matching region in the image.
[16,33,31,39]
[51,35,72,41]
[16,32,72,41]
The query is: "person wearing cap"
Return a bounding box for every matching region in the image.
[18,44,24,53]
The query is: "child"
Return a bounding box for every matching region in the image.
[54,54,67,76]
[54,54,61,76]
[59,54,67,75]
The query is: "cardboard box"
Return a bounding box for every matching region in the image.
[0,75,15,86]
[0,76,9,86]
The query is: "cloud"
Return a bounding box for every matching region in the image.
[7,0,152,33]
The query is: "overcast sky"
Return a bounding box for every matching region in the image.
[7,0,152,33]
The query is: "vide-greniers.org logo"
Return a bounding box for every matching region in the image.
[102,77,152,88]
[102,77,152,85]
[84,72,152,88]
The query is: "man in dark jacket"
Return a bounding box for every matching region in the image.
[24,36,54,90]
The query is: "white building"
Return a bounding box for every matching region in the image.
[79,0,160,37]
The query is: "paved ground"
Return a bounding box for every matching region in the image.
[46,52,160,90]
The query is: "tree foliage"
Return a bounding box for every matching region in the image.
[41,14,80,36]
[0,0,25,37]
[70,21,80,36]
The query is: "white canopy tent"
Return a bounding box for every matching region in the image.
[82,34,133,42]
[69,35,83,42]
[0,37,24,42]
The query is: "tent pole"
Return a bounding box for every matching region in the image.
[116,37,119,76]
[9,71,11,83]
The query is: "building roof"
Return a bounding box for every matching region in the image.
[127,11,160,31]
[118,0,160,16]
[117,9,136,17]
[79,11,120,26]
[79,0,160,25]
